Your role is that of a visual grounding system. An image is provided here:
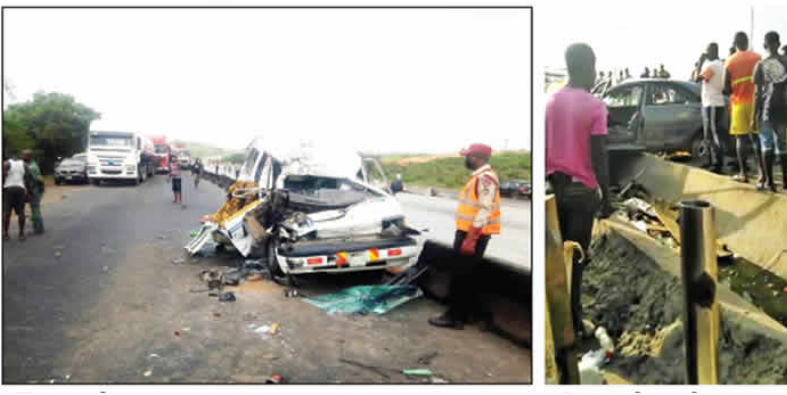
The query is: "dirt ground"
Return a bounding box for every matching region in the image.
[46,241,531,384]
[581,227,787,384]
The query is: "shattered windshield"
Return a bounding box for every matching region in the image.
[284,175,381,208]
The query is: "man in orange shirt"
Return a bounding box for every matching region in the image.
[725,32,764,183]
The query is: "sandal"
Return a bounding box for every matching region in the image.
[732,174,748,183]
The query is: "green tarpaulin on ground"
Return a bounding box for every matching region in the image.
[304,285,423,315]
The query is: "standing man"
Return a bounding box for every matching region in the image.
[753,31,787,192]
[726,32,764,183]
[22,150,45,234]
[192,158,202,189]
[641,67,651,78]
[168,151,182,204]
[428,143,501,330]
[546,43,611,338]
[3,149,32,240]
[658,64,671,78]
[694,43,727,173]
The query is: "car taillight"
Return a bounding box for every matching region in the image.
[307,257,324,265]
[388,249,402,257]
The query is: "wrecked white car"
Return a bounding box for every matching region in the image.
[186,138,419,278]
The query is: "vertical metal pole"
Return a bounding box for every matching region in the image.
[679,200,719,385]
[545,195,580,384]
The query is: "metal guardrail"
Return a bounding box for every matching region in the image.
[545,195,580,384]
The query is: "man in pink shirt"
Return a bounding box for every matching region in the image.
[546,43,611,338]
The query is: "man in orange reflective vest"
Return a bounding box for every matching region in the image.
[429,143,501,329]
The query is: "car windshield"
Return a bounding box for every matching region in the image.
[73,155,87,162]
[284,175,381,208]
[90,135,134,147]
[154,144,168,154]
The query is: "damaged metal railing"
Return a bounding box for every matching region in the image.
[545,195,580,384]
[679,200,719,385]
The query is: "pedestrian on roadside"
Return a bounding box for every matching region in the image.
[168,152,183,204]
[726,32,764,183]
[3,148,32,241]
[428,143,501,330]
[641,67,650,78]
[625,68,632,80]
[752,31,787,192]
[658,64,671,78]
[192,158,202,189]
[21,149,45,234]
[546,43,611,338]
[694,43,728,173]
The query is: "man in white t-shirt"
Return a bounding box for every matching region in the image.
[694,42,727,173]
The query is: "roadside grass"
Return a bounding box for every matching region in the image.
[382,152,531,190]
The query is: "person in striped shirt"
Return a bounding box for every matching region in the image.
[168,152,182,204]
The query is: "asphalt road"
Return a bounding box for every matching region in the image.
[396,193,531,272]
[2,174,530,384]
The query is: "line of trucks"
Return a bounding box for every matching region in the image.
[82,130,194,186]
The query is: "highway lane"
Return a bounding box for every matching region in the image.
[396,192,531,272]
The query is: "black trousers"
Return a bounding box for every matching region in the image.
[445,230,491,320]
[702,106,726,167]
[549,173,601,334]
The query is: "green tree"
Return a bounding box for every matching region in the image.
[3,92,101,173]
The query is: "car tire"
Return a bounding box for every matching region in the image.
[54,178,62,185]
[266,238,285,278]
[690,133,708,160]
[91,179,101,186]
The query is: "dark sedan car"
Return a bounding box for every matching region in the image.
[500,180,530,199]
[599,79,732,158]
[54,158,88,185]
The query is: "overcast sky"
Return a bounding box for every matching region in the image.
[3,8,531,154]
[544,3,787,79]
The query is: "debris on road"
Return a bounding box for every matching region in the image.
[403,369,433,377]
[417,351,439,366]
[212,312,221,318]
[174,330,180,337]
[143,368,153,377]
[339,358,393,379]
[172,258,185,265]
[265,374,282,384]
[55,251,62,258]
[269,322,279,334]
[218,292,236,302]
[304,285,423,315]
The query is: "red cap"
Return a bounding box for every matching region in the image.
[459,143,492,157]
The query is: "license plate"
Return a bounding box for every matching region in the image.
[65,176,72,180]
[349,252,367,267]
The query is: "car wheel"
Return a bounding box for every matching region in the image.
[54,178,62,185]
[91,179,101,186]
[690,133,708,160]
[266,238,285,278]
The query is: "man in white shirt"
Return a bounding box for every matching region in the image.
[694,42,728,173]
[3,148,32,241]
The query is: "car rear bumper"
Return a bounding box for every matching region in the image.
[276,236,419,274]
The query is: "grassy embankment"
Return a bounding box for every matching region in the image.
[381,152,531,190]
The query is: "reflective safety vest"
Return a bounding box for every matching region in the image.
[455,170,501,235]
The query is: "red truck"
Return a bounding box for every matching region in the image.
[150,135,171,174]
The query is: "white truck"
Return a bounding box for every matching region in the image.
[87,130,156,186]
[186,137,421,279]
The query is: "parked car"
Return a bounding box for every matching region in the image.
[599,78,732,158]
[500,181,528,198]
[186,138,421,279]
[518,181,532,199]
[54,158,88,185]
